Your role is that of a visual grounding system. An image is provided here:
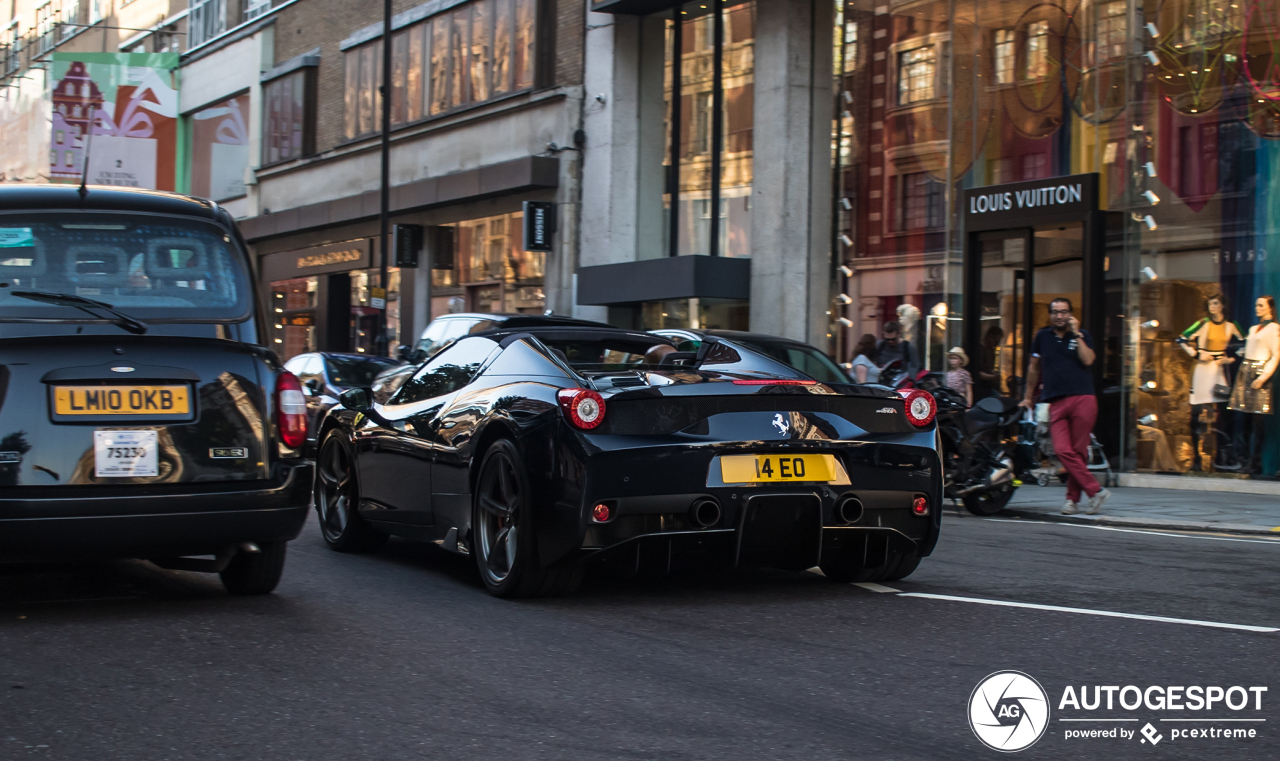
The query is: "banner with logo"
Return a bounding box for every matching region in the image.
[48,52,180,190]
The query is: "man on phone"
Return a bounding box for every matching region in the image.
[1019,298,1111,515]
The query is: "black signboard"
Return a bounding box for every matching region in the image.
[963,173,1098,231]
[522,201,555,252]
[394,224,423,268]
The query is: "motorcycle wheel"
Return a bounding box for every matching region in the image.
[962,482,1015,516]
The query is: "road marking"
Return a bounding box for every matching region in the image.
[1058,719,1139,722]
[982,518,1280,546]
[1160,719,1266,722]
[853,582,900,593]
[897,592,1279,633]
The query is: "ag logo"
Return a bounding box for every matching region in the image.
[969,671,1050,752]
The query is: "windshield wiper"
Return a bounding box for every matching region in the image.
[10,290,148,334]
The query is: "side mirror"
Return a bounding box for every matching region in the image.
[304,377,322,394]
[397,344,413,362]
[339,387,373,412]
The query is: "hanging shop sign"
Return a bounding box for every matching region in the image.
[963,173,1099,230]
[522,201,555,252]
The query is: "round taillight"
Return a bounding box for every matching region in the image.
[912,496,929,516]
[557,388,607,430]
[898,389,937,427]
[591,503,612,522]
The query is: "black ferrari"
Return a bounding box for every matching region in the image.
[316,326,942,597]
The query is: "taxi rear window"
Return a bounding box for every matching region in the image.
[0,212,250,321]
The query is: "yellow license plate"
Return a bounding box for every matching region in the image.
[53,385,191,416]
[721,454,837,483]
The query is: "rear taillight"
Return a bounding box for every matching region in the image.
[557,388,606,430]
[731,379,817,385]
[276,372,307,449]
[898,389,937,427]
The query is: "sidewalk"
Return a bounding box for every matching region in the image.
[969,483,1280,536]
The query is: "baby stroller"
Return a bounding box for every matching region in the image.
[1022,408,1114,488]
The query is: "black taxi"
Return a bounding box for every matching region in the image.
[0,185,313,594]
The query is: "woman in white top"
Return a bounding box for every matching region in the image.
[849,334,880,384]
[1228,296,1279,415]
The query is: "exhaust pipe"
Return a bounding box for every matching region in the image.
[688,498,722,528]
[835,494,864,525]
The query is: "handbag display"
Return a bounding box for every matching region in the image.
[1213,383,1232,401]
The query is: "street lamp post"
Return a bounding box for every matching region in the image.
[377,0,393,356]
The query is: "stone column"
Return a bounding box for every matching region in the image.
[748,0,835,346]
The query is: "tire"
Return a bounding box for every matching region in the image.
[962,482,1015,516]
[821,548,921,583]
[472,440,581,598]
[315,430,388,553]
[219,541,287,595]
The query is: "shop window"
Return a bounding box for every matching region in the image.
[430,211,545,317]
[1177,124,1219,199]
[659,1,756,258]
[893,172,944,232]
[994,28,1014,84]
[189,92,250,201]
[262,69,315,165]
[1025,20,1050,79]
[897,46,936,105]
[344,0,538,141]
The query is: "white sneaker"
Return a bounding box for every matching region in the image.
[1086,488,1111,515]
[1061,500,1078,515]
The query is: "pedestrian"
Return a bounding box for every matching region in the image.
[1019,297,1110,515]
[945,347,973,405]
[849,333,880,384]
[875,320,919,381]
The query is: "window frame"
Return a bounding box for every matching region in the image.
[260,66,317,168]
[887,33,948,110]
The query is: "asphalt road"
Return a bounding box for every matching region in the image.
[2,506,1277,761]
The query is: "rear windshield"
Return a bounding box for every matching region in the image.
[541,337,669,368]
[326,355,399,387]
[736,339,850,383]
[0,212,250,321]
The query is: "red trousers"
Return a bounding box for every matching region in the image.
[1050,394,1101,503]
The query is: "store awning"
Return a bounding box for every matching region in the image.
[577,255,751,305]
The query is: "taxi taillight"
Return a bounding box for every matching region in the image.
[276,372,308,450]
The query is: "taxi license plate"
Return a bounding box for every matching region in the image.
[94,430,158,478]
[721,454,837,483]
[52,385,191,417]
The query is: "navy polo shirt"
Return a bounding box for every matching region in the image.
[1032,327,1095,402]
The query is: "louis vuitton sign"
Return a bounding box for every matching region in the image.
[963,173,1098,230]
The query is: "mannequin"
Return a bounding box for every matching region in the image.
[1179,294,1243,470]
[1228,296,1279,475]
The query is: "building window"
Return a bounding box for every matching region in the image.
[897,46,936,105]
[1092,1,1126,65]
[430,211,545,315]
[89,0,104,23]
[343,0,537,142]
[1020,152,1048,180]
[1025,20,1050,78]
[188,0,226,48]
[894,172,944,232]
[994,28,1014,84]
[35,2,55,54]
[263,69,314,165]
[61,0,79,41]
[3,24,20,76]
[660,1,756,258]
[243,0,271,21]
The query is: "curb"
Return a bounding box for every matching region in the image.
[998,507,1280,537]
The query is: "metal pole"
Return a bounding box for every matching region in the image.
[378,0,393,356]
[668,8,682,258]
[709,1,723,256]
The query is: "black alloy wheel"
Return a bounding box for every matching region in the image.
[962,481,1015,516]
[315,430,388,552]
[472,440,581,598]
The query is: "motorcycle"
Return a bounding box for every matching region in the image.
[930,385,1023,515]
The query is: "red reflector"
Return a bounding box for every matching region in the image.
[591,503,612,522]
[275,371,307,449]
[731,379,818,385]
[912,496,929,516]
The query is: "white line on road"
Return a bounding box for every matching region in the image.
[853,582,900,593]
[1159,719,1266,722]
[897,592,1280,633]
[981,518,1280,546]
